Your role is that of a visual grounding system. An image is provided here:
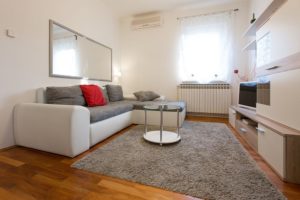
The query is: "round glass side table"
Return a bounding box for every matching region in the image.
[143,104,181,145]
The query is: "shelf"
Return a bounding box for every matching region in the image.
[231,106,300,136]
[256,51,300,77]
[232,106,257,121]
[243,39,256,51]
[243,0,287,37]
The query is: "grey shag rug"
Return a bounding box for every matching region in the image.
[72,121,286,200]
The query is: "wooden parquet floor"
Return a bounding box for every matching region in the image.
[0,116,299,200]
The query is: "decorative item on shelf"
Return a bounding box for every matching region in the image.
[250,13,256,24]
[234,69,248,82]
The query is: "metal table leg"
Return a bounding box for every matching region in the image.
[160,105,163,146]
[144,109,147,137]
[177,109,180,137]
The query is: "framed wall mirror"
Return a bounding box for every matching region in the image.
[49,20,112,81]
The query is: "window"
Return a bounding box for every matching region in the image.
[179,11,235,83]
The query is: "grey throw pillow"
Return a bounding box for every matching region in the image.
[134,91,160,101]
[46,85,86,106]
[106,85,124,102]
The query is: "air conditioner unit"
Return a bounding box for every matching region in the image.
[131,14,163,30]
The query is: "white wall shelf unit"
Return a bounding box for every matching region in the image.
[243,0,287,37]
[243,39,256,51]
[256,51,300,77]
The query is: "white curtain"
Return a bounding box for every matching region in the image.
[179,11,235,83]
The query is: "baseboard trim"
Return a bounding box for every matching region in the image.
[187,112,228,118]
[0,145,16,152]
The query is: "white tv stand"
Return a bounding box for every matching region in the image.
[229,106,300,184]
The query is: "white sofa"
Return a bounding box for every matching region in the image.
[13,88,186,157]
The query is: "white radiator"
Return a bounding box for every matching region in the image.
[177,84,231,117]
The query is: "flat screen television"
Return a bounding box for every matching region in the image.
[239,81,257,110]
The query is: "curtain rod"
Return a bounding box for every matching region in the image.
[177,8,239,20]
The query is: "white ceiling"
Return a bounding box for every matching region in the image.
[102,0,242,18]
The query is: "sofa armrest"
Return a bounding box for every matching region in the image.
[13,103,90,157]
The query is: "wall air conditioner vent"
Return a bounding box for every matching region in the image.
[131,14,163,30]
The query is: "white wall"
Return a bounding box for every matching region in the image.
[120,0,250,102]
[251,0,300,131]
[0,0,120,149]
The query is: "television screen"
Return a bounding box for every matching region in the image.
[239,82,257,109]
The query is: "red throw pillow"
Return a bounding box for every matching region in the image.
[80,85,107,107]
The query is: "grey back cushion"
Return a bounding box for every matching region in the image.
[106,85,124,102]
[46,85,86,106]
[134,91,160,101]
[101,87,110,103]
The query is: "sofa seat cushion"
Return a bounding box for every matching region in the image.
[131,100,185,112]
[88,101,133,123]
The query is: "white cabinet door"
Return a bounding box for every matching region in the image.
[257,124,285,177]
[229,107,236,128]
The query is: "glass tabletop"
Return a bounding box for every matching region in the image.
[144,104,180,111]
